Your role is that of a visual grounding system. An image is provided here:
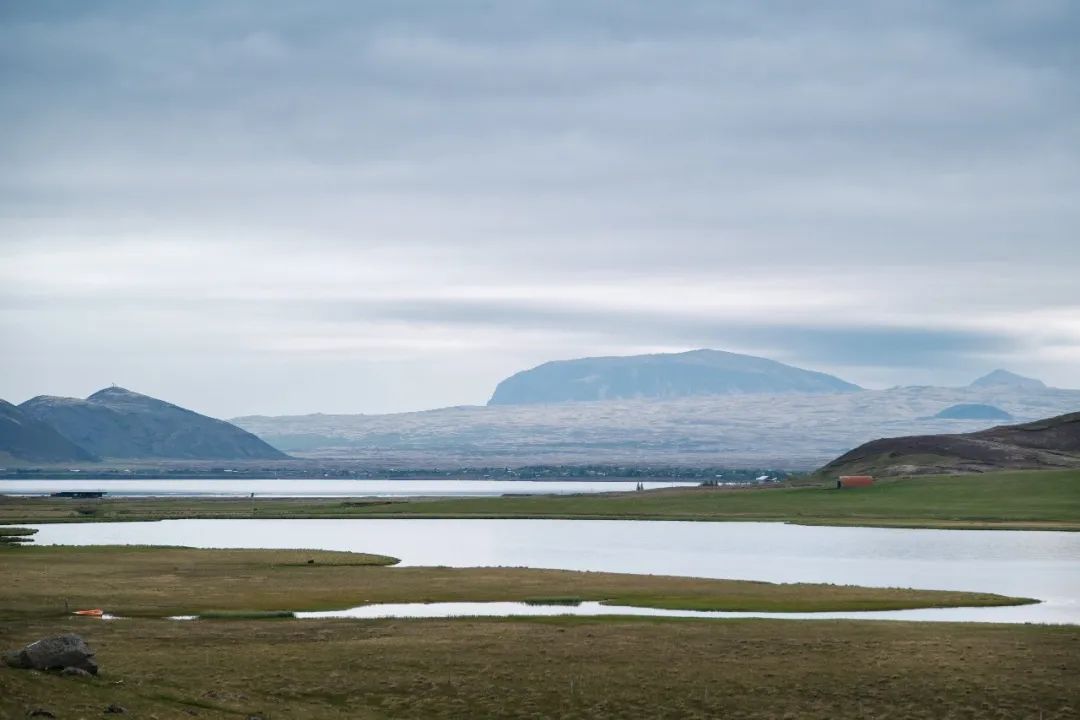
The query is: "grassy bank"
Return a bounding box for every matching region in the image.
[0,546,1030,619]
[2,616,1078,719]
[3,469,1078,529]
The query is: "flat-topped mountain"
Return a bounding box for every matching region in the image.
[0,400,99,463]
[487,349,861,405]
[969,369,1046,391]
[19,387,287,461]
[819,410,1080,477]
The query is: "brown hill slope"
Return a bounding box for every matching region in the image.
[819,410,1080,477]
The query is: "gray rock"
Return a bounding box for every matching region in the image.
[4,634,98,675]
[26,710,56,718]
[3,650,27,668]
[105,704,127,714]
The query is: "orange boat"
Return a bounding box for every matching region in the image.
[73,609,104,617]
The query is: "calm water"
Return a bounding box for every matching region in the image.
[1,479,697,497]
[294,601,1068,623]
[30,519,1080,624]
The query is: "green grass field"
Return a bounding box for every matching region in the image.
[338,469,1080,528]
[4,469,1077,529]
[0,546,1029,619]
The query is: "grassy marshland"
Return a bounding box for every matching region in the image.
[0,546,1031,619]
[2,616,1077,719]
[3,469,1078,529]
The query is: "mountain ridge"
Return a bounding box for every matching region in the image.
[234,383,1080,470]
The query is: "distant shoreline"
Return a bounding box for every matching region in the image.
[3,469,1077,532]
[0,463,793,482]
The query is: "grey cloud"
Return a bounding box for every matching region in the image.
[1,1,1078,413]
[318,297,1018,370]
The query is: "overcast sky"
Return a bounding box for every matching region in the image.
[2,1,1078,417]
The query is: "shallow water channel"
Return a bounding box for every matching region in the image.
[31,519,1080,624]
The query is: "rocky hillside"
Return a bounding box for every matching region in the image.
[488,349,861,405]
[819,411,1080,477]
[0,400,99,463]
[18,387,288,461]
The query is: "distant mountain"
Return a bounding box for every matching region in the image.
[819,410,1080,477]
[934,403,1013,421]
[487,349,861,405]
[19,387,288,460]
[970,369,1046,391]
[235,382,1080,470]
[0,400,99,464]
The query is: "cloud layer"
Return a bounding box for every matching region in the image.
[2,1,1078,415]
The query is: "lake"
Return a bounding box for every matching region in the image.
[30,518,1080,624]
[1,478,699,497]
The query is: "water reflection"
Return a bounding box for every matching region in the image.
[2,478,697,497]
[295,600,1077,624]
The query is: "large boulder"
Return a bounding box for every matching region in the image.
[3,634,98,675]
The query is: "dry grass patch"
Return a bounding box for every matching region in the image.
[1,617,1077,719]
